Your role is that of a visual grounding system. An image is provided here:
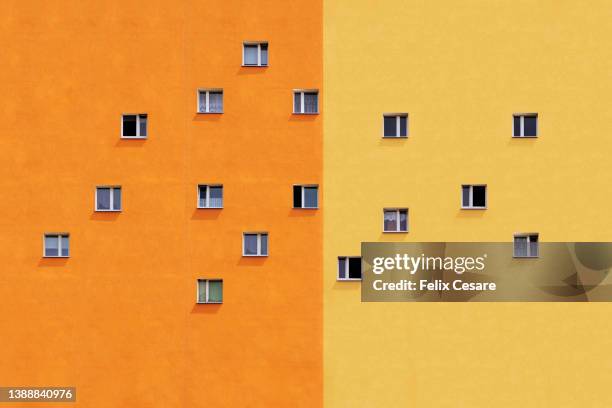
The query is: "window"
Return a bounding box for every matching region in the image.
[197,279,223,304]
[243,233,268,256]
[513,113,538,137]
[44,234,69,257]
[383,209,408,232]
[383,114,408,137]
[198,185,223,208]
[461,185,487,209]
[293,185,318,209]
[514,234,539,258]
[198,89,223,113]
[122,114,147,138]
[293,90,319,114]
[95,186,121,211]
[243,42,268,66]
[338,257,362,280]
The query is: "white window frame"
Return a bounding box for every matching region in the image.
[95,186,122,212]
[382,113,409,138]
[43,233,70,258]
[293,184,319,209]
[461,184,487,209]
[513,233,540,258]
[293,89,319,114]
[242,42,268,67]
[196,279,223,304]
[197,184,223,209]
[382,208,409,232]
[121,113,147,139]
[337,256,362,281]
[513,113,538,138]
[197,89,224,114]
[242,232,269,257]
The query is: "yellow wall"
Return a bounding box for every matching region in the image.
[324,1,612,406]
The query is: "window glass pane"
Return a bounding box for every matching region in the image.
[260,43,268,65]
[244,44,258,65]
[112,188,121,210]
[197,280,207,303]
[209,92,223,113]
[198,185,207,207]
[122,115,137,137]
[384,210,397,231]
[513,116,521,136]
[524,116,537,136]
[97,188,111,210]
[61,236,69,257]
[462,186,470,207]
[514,237,528,257]
[45,236,59,257]
[303,187,318,208]
[384,116,397,137]
[399,210,408,231]
[303,93,318,113]
[209,186,223,208]
[293,185,302,208]
[348,258,362,279]
[399,116,407,136]
[139,114,147,137]
[260,234,268,255]
[198,91,206,112]
[244,234,258,255]
[472,186,486,207]
[338,258,346,279]
[294,93,302,113]
[208,280,223,303]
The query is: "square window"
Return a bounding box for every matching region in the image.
[383,114,408,137]
[513,114,538,137]
[197,279,223,303]
[44,234,69,258]
[243,233,268,256]
[293,90,319,114]
[514,234,539,258]
[96,186,121,211]
[122,114,147,138]
[243,42,268,66]
[198,90,223,113]
[461,185,487,209]
[293,185,319,209]
[338,256,362,280]
[198,185,223,208]
[383,209,409,232]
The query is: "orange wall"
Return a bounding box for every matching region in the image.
[0,1,322,407]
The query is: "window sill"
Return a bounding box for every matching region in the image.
[337,278,362,282]
[196,111,223,114]
[121,136,147,139]
[197,206,223,209]
[461,207,487,210]
[241,64,268,68]
[95,209,121,212]
[196,301,223,304]
[382,136,408,139]
[383,230,408,233]
[512,136,538,139]
[292,112,319,115]
[242,254,268,257]
[513,256,539,259]
[43,256,69,258]
[293,207,319,210]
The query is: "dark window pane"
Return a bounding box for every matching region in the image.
[384,116,397,137]
[338,258,346,279]
[261,43,268,65]
[472,186,486,207]
[524,116,537,136]
[244,234,258,255]
[260,234,268,255]
[294,93,301,113]
[112,188,121,210]
[293,185,302,208]
[123,115,137,137]
[513,116,521,136]
[198,186,207,207]
[97,188,111,210]
[139,114,147,137]
[462,186,470,207]
[399,116,407,136]
[348,258,362,279]
[399,210,408,231]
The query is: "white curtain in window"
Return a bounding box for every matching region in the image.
[304,93,317,113]
[209,187,223,208]
[209,92,223,113]
[514,237,528,257]
[384,211,397,231]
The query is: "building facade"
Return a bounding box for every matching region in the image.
[324,0,612,406]
[0,1,322,406]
